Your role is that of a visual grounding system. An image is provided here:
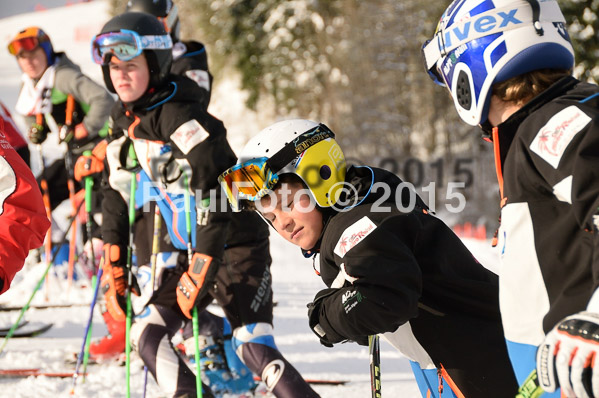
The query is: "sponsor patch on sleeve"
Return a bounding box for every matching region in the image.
[334,216,377,258]
[170,119,209,155]
[185,70,210,92]
[530,106,591,169]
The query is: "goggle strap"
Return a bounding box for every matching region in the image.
[138,34,173,50]
[267,124,334,172]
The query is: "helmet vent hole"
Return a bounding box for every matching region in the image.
[456,70,472,110]
[320,165,331,180]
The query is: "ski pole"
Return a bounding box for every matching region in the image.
[82,151,97,275]
[516,369,545,398]
[64,151,78,293]
[62,95,78,291]
[69,264,103,394]
[35,131,53,301]
[150,205,161,291]
[80,168,99,382]
[183,173,203,398]
[369,335,381,398]
[142,203,162,398]
[0,199,84,355]
[125,148,139,398]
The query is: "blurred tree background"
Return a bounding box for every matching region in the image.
[111,0,598,230]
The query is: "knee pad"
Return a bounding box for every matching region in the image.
[231,322,276,358]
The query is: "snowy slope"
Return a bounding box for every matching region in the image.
[0,2,501,397]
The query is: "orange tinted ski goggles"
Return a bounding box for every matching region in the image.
[218,158,278,212]
[8,36,41,56]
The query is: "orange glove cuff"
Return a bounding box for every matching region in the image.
[92,139,108,161]
[176,253,215,319]
[74,153,105,181]
[74,123,88,140]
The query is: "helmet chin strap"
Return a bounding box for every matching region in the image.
[523,0,544,36]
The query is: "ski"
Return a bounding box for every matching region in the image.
[65,351,126,367]
[0,303,89,312]
[253,375,348,386]
[0,320,29,333]
[0,322,53,338]
[0,368,85,378]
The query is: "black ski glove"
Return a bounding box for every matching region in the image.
[28,123,49,144]
[308,288,370,347]
[307,288,345,348]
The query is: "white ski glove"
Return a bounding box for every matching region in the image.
[536,311,599,398]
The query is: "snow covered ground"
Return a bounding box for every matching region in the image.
[0,1,502,397]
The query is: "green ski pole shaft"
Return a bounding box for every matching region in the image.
[125,150,138,398]
[183,174,203,398]
[81,155,98,382]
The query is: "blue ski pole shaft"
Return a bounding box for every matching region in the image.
[0,199,84,355]
[70,265,103,394]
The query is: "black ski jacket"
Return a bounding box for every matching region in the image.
[486,76,599,345]
[102,75,267,262]
[310,166,518,396]
[171,40,212,111]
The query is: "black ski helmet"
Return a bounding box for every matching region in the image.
[98,11,173,93]
[126,0,181,42]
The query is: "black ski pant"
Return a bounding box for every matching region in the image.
[131,238,319,397]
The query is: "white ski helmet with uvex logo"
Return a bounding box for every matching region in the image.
[422,0,574,126]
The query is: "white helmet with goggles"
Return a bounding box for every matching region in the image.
[422,0,574,126]
[219,119,346,212]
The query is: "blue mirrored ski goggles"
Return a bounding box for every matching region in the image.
[91,29,172,65]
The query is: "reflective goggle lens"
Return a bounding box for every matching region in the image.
[8,37,40,56]
[91,31,141,64]
[91,29,172,64]
[218,158,278,211]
